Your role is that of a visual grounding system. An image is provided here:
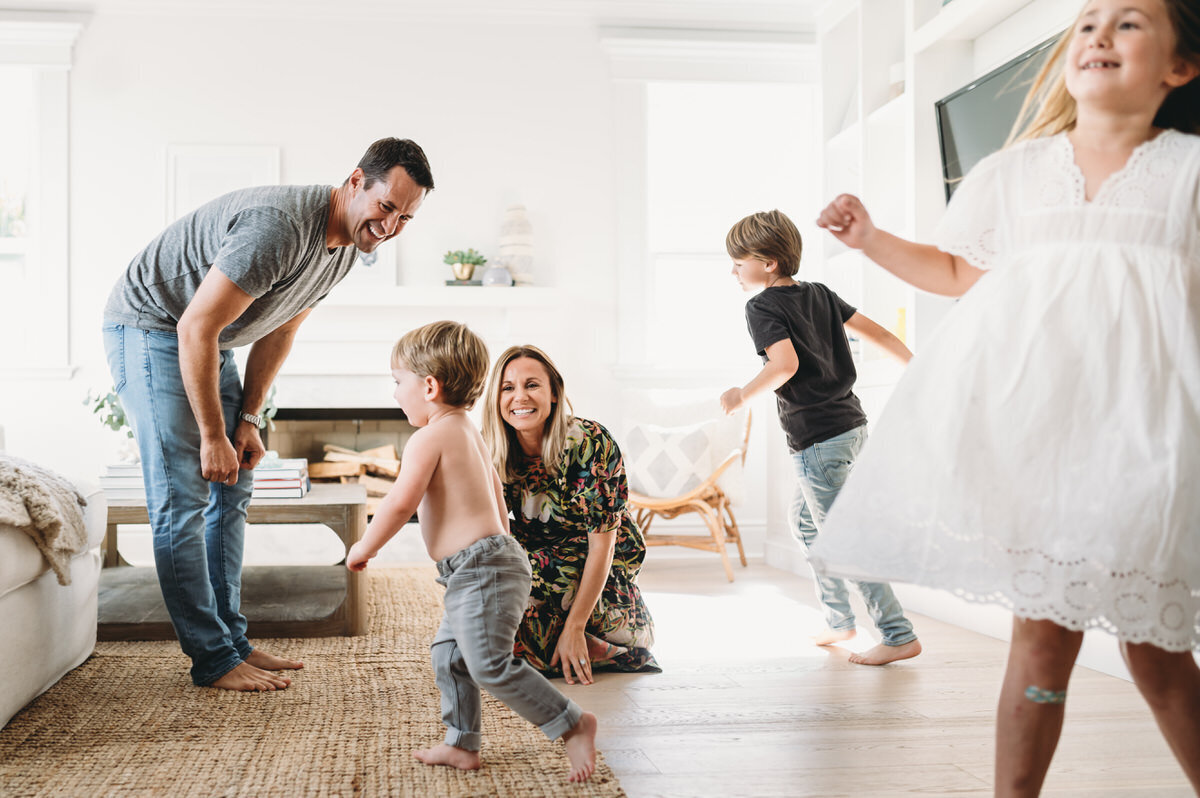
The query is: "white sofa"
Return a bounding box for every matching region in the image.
[0,428,106,729]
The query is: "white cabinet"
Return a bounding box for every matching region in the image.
[817,0,914,362]
[817,0,1076,366]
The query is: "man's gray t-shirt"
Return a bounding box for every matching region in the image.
[103,185,358,349]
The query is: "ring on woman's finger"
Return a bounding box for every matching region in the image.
[579,659,587,665]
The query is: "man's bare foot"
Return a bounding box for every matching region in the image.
[413,744,481,771]
[812,628,856,646]
[246,649,304,671]
[208,661,291,691]
[562,712,598,783]
[848,639,922,666]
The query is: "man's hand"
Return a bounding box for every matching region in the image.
[233,423,266,470]
[719,387,744,415]
[201,437,241,485]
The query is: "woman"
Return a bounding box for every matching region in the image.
[481,345,659,685]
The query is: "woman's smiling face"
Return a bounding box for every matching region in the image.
[499,356,557,443]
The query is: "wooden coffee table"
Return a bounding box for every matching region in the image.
[99,483,368,640]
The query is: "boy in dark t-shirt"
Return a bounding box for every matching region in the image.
[718,209,922,666]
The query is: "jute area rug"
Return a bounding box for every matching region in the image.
[0,567,625,797]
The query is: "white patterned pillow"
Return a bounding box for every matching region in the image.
[623,419,718,497]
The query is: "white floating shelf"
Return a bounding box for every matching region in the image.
[913,0,1035,53]
[325,285,560,309]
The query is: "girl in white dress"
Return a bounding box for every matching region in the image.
[812,0,1200,793]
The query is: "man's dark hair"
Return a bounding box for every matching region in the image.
[354,137,435,192]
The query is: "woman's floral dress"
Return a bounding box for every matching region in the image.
[505,417,660,675]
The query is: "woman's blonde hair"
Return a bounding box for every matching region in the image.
[480,345,575,483]
[1009,0,1200,144]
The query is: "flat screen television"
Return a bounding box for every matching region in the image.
[934,34,1058,201]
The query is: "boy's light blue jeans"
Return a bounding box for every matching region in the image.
[791,424,916,647]
[102,323,254,685]
[432,534,582,750]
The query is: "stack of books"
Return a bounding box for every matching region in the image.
[99,462,146,501]
[252,457,310,499]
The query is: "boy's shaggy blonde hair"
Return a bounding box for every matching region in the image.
[725,210,804,277]
[391,321,489,409]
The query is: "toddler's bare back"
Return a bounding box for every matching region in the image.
[414,412,509,561]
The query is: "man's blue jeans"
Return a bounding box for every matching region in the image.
[791,425,916,647]
[103,324,254,685]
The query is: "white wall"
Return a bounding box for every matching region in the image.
[3,8,621,474]
[1,5,808,560]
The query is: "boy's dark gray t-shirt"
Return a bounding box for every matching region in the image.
[103,184,358,349]
[744,282,867,453]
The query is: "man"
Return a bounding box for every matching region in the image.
[101,138,433,691]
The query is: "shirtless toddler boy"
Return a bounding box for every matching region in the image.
[346,320,598,783]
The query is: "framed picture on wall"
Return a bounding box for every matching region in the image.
[165,144,280,222]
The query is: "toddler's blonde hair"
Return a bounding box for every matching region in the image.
[391,321,489,409]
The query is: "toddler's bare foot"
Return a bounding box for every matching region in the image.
[413,744,481,771]
[208,661,291,691]
[848,639,922,666]
[246,649,304,670]
[562,712,598,783]
[812,628,856,646]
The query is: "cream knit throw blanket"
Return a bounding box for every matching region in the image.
[0,455,89,586]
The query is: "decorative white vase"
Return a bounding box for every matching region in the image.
[497,204,534,284]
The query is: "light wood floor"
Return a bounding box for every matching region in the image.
[559,557,1195,798]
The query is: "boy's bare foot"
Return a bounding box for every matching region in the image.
[813,628,856,646]
[246,649,304,671]
[413,744,481,771]
[848,639,922,666]
[208,661,291,691]
[562,711,598,783]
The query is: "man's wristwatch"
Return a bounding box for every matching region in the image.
[238,411,265,429]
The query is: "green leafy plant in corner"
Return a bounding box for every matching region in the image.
[443,248,487,267]
[84,388,134,439]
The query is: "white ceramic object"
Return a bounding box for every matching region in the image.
[497,204,534,284]
[481,264,514,286]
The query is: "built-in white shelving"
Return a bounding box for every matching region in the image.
[912,0,1036,53]
[818,0,1069,366]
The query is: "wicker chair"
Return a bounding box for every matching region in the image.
[627,410,750,582]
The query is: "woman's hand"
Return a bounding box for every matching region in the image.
[550,625,593,685]
[816,193,876,250]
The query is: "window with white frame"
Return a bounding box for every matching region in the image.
[0,13,85,377]
[601,27,817,376]
[643,80,818,370]
[0,67,37,366]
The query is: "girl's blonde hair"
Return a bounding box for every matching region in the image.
[1009,0,1200,144]
[480,345,575,483]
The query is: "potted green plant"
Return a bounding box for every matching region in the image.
[84,387,138,462]
[443,248,487,281]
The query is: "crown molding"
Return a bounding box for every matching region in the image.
[599,25,816,82]
[0,10,88,67]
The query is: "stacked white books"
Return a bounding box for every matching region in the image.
[252,457,310,499]
[99,462,146,501]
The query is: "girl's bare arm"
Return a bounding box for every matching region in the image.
[817,193,984,298]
